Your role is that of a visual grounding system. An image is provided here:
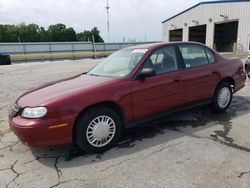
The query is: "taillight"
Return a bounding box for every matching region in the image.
[239,61,244,74]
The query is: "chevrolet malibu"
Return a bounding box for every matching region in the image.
[9,42,246,153]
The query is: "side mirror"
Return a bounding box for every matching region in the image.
[139,67,156,79]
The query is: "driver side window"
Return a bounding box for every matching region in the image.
[143,46,178,75]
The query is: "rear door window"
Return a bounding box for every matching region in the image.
[178,45,209,68]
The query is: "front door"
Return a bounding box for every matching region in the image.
[131,45,186,121]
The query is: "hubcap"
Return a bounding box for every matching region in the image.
[217,87,231,108]
[86,115,116,147]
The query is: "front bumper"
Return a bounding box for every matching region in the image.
[9,116,74,147]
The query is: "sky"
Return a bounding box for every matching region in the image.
[0,0,216,42]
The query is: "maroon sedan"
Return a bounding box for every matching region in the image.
[9,42,246,153]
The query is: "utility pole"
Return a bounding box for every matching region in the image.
[105,0,110,42]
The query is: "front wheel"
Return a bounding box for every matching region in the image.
[75,107,121,153]
[211,82,233,113]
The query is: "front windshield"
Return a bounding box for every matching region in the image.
[88,48,148,78]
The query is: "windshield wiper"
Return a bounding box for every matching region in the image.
[88,73,101,77]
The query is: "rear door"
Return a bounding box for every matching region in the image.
[178,44,220,104]
[131,45,186,121]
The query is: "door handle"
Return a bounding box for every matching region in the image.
[212,70,218,74]
[173,77,183,82]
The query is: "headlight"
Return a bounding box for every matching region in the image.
[21,107,48,118]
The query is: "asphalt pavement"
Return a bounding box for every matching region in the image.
[1,59,250,188]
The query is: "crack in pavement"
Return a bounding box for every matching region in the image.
[9,141,20,151]
[32,148,87,188]
[0,129,10,142]
[5,160,21,188]
[49,178,85,188]
[51,155,64,188]
[2,151,74,188]
[238,171,250,178]
[0,141,20,151]
[34,154,67,188]
[99,156,136,173]
[144,141,184,159]
[0,167,12,172]
[20,157,40,166]
[99,141,184,173]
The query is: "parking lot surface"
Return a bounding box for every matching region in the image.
[1,59,250,188]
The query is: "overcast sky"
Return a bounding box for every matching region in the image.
[0,0,215,42]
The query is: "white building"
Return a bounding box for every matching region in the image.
[162,0,250,52]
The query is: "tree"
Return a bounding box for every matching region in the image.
[91,27,104,42]
[47,24,77,42]
[62,27,76,41]
[76,30,92,42]
[18,23,40,42]
[0,25,9,42]
[38,27,49,42]
[76,27,104,42]
[47,24,67,42]
[0,24,103,42]
[6,25,19,42]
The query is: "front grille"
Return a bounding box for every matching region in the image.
[10,103,21,117]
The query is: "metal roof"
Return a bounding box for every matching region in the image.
[162,0,250,23]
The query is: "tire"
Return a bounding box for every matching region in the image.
[212,82,233,113]
[75,106,121,153]
[0,55,11,66]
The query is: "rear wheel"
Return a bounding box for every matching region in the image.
[212,82,233,113]
[75,107,121,153]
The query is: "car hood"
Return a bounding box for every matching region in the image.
[17,74,115,107]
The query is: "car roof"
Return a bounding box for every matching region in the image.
[126,41,206,50]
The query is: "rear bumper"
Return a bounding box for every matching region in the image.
[9,116,74,147]
[234,73,247,93]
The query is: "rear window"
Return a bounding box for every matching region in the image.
[205,48,215,64]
